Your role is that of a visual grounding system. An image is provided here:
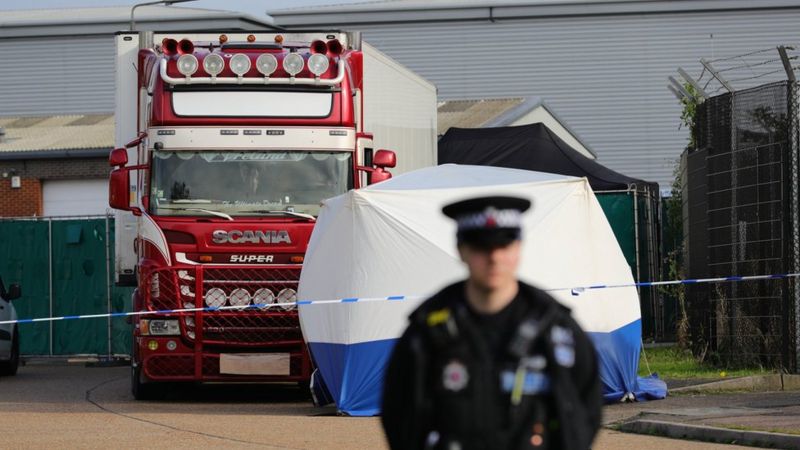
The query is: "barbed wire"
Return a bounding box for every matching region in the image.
[716,56,792,74]
[684,46,799,96]
[707,46,780,63]
[726,67,788,84]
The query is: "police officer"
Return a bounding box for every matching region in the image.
[381,196,602,450]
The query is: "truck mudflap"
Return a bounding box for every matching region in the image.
[137,265,312,382]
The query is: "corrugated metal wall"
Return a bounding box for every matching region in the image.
[332,9,800,189]
[4,8,798,189]
[0,36,115,116]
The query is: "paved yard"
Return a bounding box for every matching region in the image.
[0,362,751,449]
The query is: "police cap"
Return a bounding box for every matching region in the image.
[442,195,532,248]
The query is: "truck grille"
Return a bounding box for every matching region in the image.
[143,265,303,346]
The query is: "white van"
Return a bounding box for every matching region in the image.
[0,277,21,376]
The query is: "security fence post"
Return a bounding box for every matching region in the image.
[778,46,799,372]
[47,218,54,358]
[105,214,113,359]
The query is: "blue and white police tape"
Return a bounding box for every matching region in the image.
[561,272,800,296]
[1,271,799,326]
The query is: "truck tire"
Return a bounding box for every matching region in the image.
[131,364,166,400]
[0,328,19,376]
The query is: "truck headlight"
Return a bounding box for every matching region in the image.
[141,319,180,336]
[149,273,160,298]
[180,285,195,298]
[253,288,275,309]
[277,288,297,310]
[178,270,195,281]
[205,287,227,308]
[229,288,251,307]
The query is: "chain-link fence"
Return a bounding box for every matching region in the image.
[679,48,799,370]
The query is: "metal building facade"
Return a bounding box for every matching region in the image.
[0,36,116,116]
[0,6,276,117]
[271,0,800,189]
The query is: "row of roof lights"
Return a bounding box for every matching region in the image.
[165,37,342,79]
[176,52,330,77]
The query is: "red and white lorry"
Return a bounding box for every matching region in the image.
[110,30,437,399]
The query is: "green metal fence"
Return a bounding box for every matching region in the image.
[0,215,133,357]
[596,190,664,341]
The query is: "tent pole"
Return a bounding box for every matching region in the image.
[645,190,659,339]
[48,219,53,357]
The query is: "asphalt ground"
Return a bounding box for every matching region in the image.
[0,362,757,449]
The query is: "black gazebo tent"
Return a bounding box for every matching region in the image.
[438,123,657,192]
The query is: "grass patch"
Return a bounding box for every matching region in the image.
[637,346,772,379]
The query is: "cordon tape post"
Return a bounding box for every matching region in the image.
[1,272,799,326]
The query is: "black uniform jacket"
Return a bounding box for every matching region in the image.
[381,281,602,450]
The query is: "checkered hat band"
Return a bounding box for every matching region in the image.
[456,208,522,231]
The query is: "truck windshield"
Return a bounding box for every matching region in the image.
[149,150,352,217]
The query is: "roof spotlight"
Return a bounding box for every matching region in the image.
[229,53,251,76]
[177,54,198,76]
[283,53,304,76]
[307,54,329,76]
[256,54,278,76]
[203,53,225,77]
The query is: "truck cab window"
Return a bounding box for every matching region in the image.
[150,150,352,218]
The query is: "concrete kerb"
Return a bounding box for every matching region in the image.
[617,419,800,449]
[670,374,800,394]
[612,376,800,447]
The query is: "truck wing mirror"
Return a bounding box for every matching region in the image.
[373,149,396,169]
[5,284,21,300]
[109,168,131,211]
[370,168,392,184]
[109,148,128,167]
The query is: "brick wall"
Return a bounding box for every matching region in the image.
[0,157,108,217]
[0,176,42,217]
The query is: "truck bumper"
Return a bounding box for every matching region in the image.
[136,339,312,382]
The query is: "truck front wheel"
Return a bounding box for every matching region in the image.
[131,364,166,400]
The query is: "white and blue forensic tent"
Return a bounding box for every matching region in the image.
[298,164,666,416]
